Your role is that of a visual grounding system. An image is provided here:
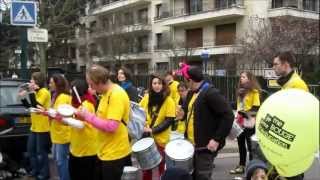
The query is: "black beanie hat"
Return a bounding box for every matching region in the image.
[246,159,268,180]
[187,66,203,82]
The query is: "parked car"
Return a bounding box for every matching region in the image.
[0,79,31,171]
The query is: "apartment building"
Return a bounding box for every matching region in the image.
[76,0,319,73]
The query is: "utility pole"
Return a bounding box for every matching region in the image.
[20,27,28,79]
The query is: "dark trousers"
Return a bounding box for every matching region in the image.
[27,132,51,180]
[69,154,97,180]
[193,151,217,180]
[237,128,255,166]
[96,154,132,180]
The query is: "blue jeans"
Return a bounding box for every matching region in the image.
[27,132,50,180]
[52,144,70,180]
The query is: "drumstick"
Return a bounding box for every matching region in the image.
[72,86,82,104]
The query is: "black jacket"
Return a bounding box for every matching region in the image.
[185,83,234,150]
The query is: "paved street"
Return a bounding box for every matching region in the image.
[19,140,319,180]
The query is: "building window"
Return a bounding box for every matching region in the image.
[123,12,133,25]
[155,4,162,19]
[89,21,97,33]
[138,36,149,52]
[156,33,163,49]
[186,28,203,48]
[272,0,283,8]
[215,23,236,45]
[137,63,148,74]
[156,62,169,72]
[138,8,148,24]
[185,0,203,14]
[272,0,299,8]
[303,0,317,11]
[215,0,237,9]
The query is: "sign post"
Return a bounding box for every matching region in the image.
[27,28,48,42]
[10,1,37,79]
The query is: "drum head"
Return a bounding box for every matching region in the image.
[165,139,194,160]
[57,104,75,117]
[123,166,138,172]
[132,137,154,152]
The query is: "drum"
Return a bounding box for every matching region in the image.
[165,139,194,173]
[228,121,243,140]
[121,166,141,180]
[57,104,75,117]
[132,138,162,170]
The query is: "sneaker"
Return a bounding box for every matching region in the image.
[230,165,245,174]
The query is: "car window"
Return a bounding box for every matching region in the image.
[0,86,22,107]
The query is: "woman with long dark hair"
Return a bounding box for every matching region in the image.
[139,74,176,180]
[69,79,98,180]
[48,74,72,180]
[230,71,261,174]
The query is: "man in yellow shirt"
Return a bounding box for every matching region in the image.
[273,51,309,92]
[76,65,131,180]
[271,51,309,180]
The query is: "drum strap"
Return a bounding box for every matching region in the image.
[184,103,195,139]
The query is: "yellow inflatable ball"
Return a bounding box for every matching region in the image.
[256,89,319,177]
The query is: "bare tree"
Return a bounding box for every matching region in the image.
[237,16,319,74]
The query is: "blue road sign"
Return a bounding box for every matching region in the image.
[10,1,37,26]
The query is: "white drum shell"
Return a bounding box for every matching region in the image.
[165,139,194,173]
[132,138,162,170]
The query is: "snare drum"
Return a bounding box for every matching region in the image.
[165,139,194,173]
[121,166,141,180]
[132,138,162,170]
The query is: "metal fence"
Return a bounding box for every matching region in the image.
[131,74,319,104]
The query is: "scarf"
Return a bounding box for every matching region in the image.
[277,70,294,87]
[120,81,133,90]
[237,82,252,99]
[148,90,165,114]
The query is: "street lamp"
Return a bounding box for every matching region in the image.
[201,48,209,74]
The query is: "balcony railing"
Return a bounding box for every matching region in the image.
[89,0,151,15]
[90,23,151,38]
[270,0,319,12]
[158,2,244,19]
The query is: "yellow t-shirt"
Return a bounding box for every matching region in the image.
[50,93,72,144]
[237,89,260,112]
[96,84,131,161]
[186,93,198,145]
[31,88,51,132]
[70,100,97,157]
[282,72,309,92]
[169,81,180,105]
[139,94,176,147]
